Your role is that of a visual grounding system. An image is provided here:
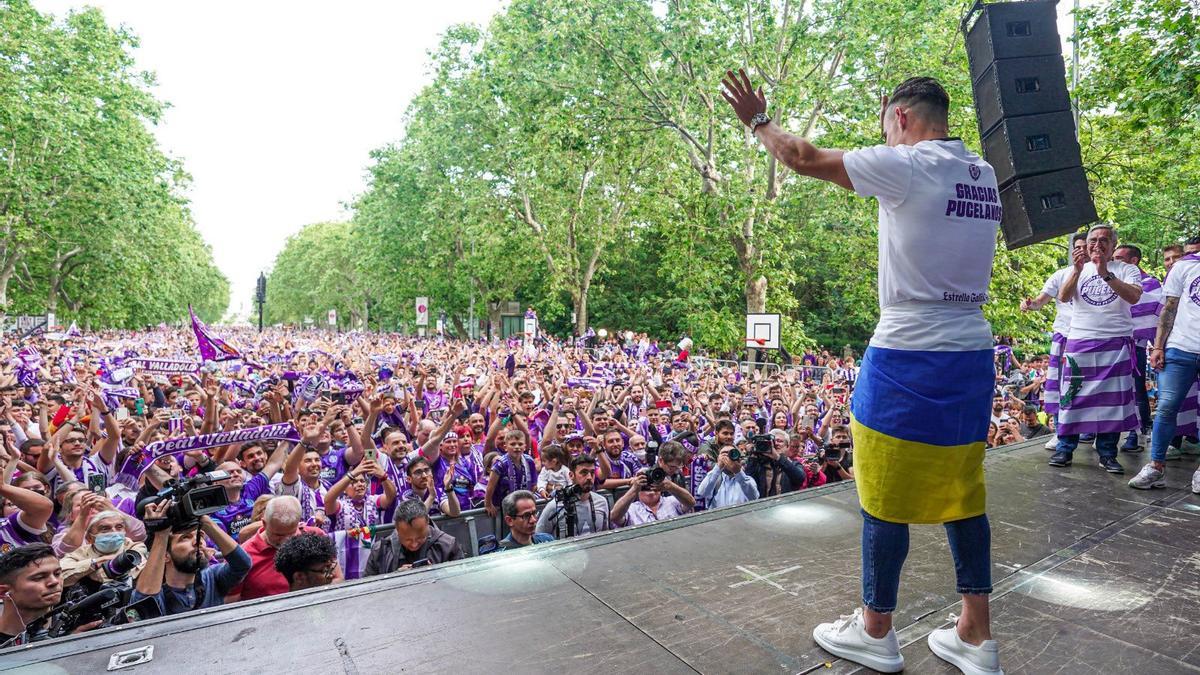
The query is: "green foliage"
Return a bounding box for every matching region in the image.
[264,0,1192,354]
[0,0,228,326]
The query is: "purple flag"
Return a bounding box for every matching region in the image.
[190,306,243,363]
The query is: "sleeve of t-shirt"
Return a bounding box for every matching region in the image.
[842,145,913,208]
[1119,263,1142,287]
[208,545,252,599]
[1163,264,1186,298]
[243,473,270,502]
[1041,270,1062,298]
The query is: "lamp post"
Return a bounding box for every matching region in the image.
[255,273,267,332]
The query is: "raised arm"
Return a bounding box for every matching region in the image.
[721,68,851,190]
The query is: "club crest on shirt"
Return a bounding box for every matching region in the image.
[969,164,981,181]
[1080,274,1118,306]
[1189,276,1200,307]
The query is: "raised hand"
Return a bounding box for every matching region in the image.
[719,68,767,128]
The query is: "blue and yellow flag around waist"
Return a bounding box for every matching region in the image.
[850,346,994,524]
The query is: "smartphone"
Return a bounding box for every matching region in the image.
[115,406,130,421]
[87,473,108,494]
[410,558,430,568]
[364,445,377,463]
[134,398,145,416]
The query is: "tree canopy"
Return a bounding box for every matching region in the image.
[0,0,228,326]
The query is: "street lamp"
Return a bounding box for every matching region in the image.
[255,273,267,332]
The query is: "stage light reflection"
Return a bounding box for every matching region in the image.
[757,502,858,536]
[442,548,590,595]
[1016,571,1151,612]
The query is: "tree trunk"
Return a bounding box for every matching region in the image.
[745,275,767,314]
[574,290,588,337]
[451,315,469,338]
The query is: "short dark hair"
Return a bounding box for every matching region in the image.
[18,439,44,452]
[1163,244,1184,255]
[1186,235,1200,247]
[501,489,538,519]
[405,456,430,476]
[237,442,263,460]
[657,440,687,464]
[1115,244,1142,262]
[393,498,429,526]
[889,77,950,123]
[541,443,568,466]
[1071,232,1088,246]
[569,454,596,472]
[713,419,736,435]
[274,533,336,584]
[0,543,56,584]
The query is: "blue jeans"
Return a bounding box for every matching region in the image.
[1057,432,1118,459]
[1134,346,1151,432]
[861,510,992,613]
[1150,348,1200,463]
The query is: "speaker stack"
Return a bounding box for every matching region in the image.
[964,0,1097,248]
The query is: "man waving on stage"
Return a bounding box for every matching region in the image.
[723,71,1002,674]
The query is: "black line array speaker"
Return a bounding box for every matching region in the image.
[964,0,1096,248]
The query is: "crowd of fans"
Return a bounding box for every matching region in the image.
[0,326,861,646]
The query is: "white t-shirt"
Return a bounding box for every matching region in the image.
[843,140,998,351]
[1040,266,1074,336]
[1066,260,1142,339]
[1163,256,1200,353]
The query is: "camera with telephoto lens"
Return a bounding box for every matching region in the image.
[823,441,851,464]
[642,466,667,486]
[749,418,774,455]
[136,470,231,528]
[643,440,660,468]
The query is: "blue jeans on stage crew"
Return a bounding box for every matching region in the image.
[861,510,992,614]
[1150,348,1200,463]
[1057,432,1118,459]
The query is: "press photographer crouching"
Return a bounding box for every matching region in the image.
[536,455,611,539]
[131,500,250,616]
[822,426,855,484]
[611,466,694,527]
[745,429,810,497]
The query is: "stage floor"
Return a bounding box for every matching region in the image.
[6,438,1200,674]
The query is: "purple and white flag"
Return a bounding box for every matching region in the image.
[126,357,201,375]
[190,306,244,363]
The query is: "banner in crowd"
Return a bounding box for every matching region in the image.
[126,357,201,375]
[116,422,301,486]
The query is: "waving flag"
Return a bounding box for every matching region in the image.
[190,306,243,363]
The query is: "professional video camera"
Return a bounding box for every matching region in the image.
[553,483,585,538]
[136,470,230,528]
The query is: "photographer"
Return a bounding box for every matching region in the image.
[611,468,692,527]
[535,455,611,539]
[745,430,809,497]
[696,446,759,509]
[132,501,251,616]
[822,427,855,484]
[0,543,99,646]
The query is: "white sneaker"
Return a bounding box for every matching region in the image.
[1043,436,1057,450]
[927,614,1003,675]
[812,607,904,673]
[1192,469,1200,495]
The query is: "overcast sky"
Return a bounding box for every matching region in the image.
[30,1,1080,321]
[33,0,507,319]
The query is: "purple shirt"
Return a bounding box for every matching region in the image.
[210,473,270,536]
[319,445,350,488]
[434,455,482,511]
[0,512,43,554]
[489,454,538,506]
[400,485,450,517]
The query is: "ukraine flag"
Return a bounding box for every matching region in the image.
[850,346,994,524]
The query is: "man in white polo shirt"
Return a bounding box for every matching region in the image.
[722,71,1001,675]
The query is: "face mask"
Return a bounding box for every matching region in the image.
[93,532,125,554]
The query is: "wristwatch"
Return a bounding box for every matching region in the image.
[749,112,771,133]
[1101,272,1114,282]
